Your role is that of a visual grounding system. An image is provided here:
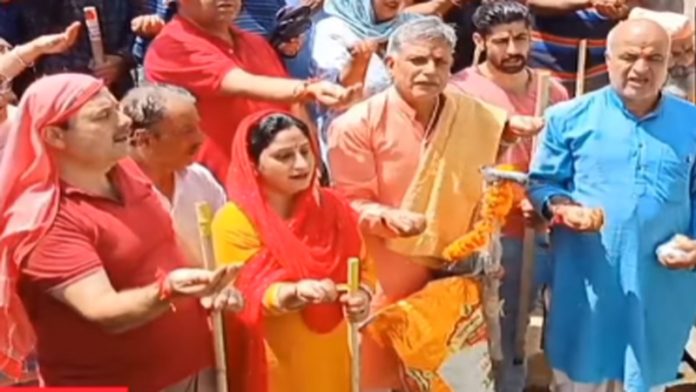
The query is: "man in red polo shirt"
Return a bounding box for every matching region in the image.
[145,0,359,182]
[0,73,242,391]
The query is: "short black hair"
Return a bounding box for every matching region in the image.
[248,112,311,163]
[472,1,532,36]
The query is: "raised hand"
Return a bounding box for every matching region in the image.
[381,209,427,237]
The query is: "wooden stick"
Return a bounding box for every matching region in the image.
[575,39,588,97]
[513,71,551,364]
[83,7,105,66]
[195,202,229,392]
[348,257,361,392]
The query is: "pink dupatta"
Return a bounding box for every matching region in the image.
[0,74,104,379]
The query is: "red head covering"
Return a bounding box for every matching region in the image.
[0,74,104,379]
[224,109,363,392]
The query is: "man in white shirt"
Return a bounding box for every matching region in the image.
[122,84,227,267]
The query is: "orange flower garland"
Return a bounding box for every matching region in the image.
[442,167,519,262]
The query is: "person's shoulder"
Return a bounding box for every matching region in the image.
[331,90,388,130]
[663,93,696,114]
[546,87,602,118]
[149,16,207,53]
[212,200,255,233]
[184,163,223,187]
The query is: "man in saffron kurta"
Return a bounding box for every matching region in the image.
[528,19,696,392]
[328,17,543,390]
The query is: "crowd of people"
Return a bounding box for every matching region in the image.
[1,0,696,392]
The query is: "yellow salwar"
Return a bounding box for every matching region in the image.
[211,202,375,392]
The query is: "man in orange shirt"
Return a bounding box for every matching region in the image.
[329,16,544,391]
[451,2,569,391]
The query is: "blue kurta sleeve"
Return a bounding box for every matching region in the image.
[528,107,575,217]
[690,163,696,237]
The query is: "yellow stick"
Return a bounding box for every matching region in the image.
[196,202,229,392]
[575,39,588,97]
[348,257,361,392]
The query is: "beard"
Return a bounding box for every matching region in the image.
[490,55,527,74]
[669,65,693,79]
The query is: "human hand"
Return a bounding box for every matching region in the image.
[306,80,362,109]
[657,234,696,270]
[302,0,324,12]
[381,209,427,237]
[339,289,370,323]
[277,35,305,58]
[30,21,81,56]
[89,54,126,85]
[550,204,604,232]
[165,265,240,298]
[348,39,383,61]
[506,115,545,138]
[131,14,166,38]
[200,286,245,312]
[295,279,339,304]
[592,0,629,19]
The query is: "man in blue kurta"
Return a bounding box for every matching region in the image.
[528,18,696,392]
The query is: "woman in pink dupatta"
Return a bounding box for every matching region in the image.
[0,73,105,381]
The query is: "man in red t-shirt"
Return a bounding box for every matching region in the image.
[145,0,360,182]
[0,73,243,391]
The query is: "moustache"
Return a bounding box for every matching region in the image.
[501,55,526,64]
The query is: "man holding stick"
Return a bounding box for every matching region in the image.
[451,2,568,391]
[328,16,544,390]
[0,74,242,390]
[529,19,696,392]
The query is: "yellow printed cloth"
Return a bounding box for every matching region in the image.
[386,87,507,266]
[365,277,495,392]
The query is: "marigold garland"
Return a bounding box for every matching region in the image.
[442,166,520,262]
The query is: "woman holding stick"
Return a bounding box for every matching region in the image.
[211,110,374,392]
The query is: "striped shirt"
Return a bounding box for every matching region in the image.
[133,0,176,63]
[530,9,615,96]
[234,0,286,37]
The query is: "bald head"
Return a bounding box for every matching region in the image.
[605,18,671,108]
[607,19,670,57]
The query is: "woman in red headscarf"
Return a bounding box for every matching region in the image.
[211,110,375,392]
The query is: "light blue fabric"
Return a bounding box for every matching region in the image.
[528,86,696,392]
[323,0,415,40]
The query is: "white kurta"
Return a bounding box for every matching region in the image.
[157,163,227,267]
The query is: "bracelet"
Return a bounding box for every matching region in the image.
[292,80,311,101]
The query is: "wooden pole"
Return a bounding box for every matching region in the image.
[575,39,588,97]
[83,7,105,66]
[196,202,229,392]
[348,257,361,392]
[513,70,551,364]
